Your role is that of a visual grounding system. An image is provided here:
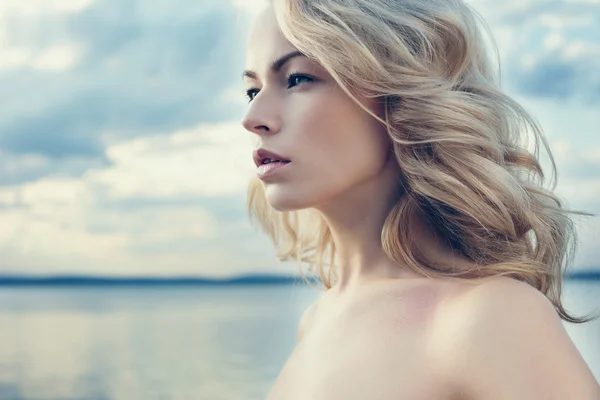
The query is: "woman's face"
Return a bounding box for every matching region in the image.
[241,7,395,212]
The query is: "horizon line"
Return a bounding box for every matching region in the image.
[0,270,598,286]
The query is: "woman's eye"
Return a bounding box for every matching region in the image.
[244,74,314,103]
[245,89,259,102]
[287,74,314,88]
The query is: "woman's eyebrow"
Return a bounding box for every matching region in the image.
[242,51,305,80]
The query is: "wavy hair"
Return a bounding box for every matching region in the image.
[246,0,597,323]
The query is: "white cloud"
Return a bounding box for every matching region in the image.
[543,33,565,51]
[0,0,89,72]
[231,0,268,16]
[94,122,255,199]
[563,41,600,60]
[0,152,48,175]
[0,0,95,16]
[0,0,598,277]
[519,53,537,69]
[0,122,266,276]
[32,43,83,71]
[0,47,31,70]
[0,43,83,72]
[540,13,595,29]
[0,208,130,269]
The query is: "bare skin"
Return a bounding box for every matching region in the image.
[266,276,600,400]
[266,278,463,400]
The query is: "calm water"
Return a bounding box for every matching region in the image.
[0,280,598,400]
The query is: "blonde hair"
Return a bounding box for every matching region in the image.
[246,0,597,323]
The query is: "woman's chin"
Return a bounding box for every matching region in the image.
[267,199,303,212]
[265,191,308,212]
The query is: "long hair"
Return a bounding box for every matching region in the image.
[246,0,596,323]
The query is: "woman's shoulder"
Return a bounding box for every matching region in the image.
[425,276,600,399]
[425,274,557,354]
[368,275,541,328]
[433,274,548,313]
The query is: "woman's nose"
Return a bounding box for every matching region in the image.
[241,116,272,135]
[241,93,281,136]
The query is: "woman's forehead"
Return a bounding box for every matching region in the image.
[247,7,281,48]
[245,8,298,69]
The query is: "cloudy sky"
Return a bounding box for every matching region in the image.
[0,0,598,278]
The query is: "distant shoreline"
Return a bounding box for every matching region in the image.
[0,271,598,286]
[0,274,312,287]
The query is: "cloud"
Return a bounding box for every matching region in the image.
[506,45,600,103]
[90,122,254,198]
[553,142,600,184]
[0,0,250,179]
[0,151,112,186]
[232,0,268,16]
[466,0,600,102]
[513,56,599,102]
[0,121,278,276]
[0,0,96,15]
[0,121,255,207]
[0,0,598,277]
[0,43,84,71]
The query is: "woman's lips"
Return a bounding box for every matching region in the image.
[257,160,291,179]
[253,148,291,167]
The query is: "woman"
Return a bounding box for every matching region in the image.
[241,0,600,398]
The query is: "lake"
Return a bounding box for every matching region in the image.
[0,280,598,400]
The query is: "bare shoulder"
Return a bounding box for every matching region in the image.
[296,295,322,342]
[428,276,600,400]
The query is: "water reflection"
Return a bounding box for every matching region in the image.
[0,281,596,399]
